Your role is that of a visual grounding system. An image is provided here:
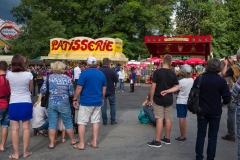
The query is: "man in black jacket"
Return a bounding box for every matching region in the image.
[99,58,118,125]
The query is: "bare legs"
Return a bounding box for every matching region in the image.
[76,123,99,148]
[155,118,172,141]
[0,127,8,151]
[22,120,31,157]
[10,120,31,159]
[49,128,76,147]
[179,118,187,138]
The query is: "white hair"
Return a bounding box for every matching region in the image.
[52,61,66,74]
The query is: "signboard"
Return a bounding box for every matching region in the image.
[49,37,123,58]
[0,25,20,39]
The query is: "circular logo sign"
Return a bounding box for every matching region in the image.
[0,25,20,39]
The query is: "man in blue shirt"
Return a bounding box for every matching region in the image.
[99,58,118,125]
[73,56,106,149]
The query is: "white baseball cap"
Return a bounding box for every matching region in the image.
[87,56,97,65]
[181,64,192,73]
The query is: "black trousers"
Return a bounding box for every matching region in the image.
[130,84,134,92]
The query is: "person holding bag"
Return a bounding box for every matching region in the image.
[40,61,78,149]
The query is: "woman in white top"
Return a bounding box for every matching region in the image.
[175,64,194,143]
[7,55,33,159]
[117,67,125,92]
[30,94,48,136]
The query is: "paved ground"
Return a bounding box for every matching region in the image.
[0,84,238,160]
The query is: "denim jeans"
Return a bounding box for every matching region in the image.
[195,114,221,160]
[236,106,240,160]
[34,117,49,132]
[0,108,10,127]
[118,79,124,91]
[227,101,237,137]
[143,107,156,125]
[101,94,116,124]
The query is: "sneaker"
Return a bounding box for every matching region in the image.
[111,121,117,125]
[175,137,187,143]
[121,90,124,92]
[222,135,235,141]
[147,140,161,148]
[161,137,171,145]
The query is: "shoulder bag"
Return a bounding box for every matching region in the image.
[41,76,49,108]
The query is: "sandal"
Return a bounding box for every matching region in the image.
[0,148,7,152]
[23,152,32,158]
[87,142,99,148]
[71,139,79,145]
[38,130,48,137]
[9,154,19,159]
[73,145,85,150]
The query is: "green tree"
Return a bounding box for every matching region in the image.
[10,10,66,58]
[10,0,177,59]
[175,0,231,58]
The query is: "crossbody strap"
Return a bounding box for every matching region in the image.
[46,75,49,94]
[197,75,202,89]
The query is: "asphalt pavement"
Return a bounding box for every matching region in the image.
[0,84,238,160]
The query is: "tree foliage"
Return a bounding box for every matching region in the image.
[175,0,240,58]
[10,0,177,59]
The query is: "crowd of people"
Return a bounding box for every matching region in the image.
[1,51,240,159]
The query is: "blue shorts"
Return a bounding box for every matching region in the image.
[47,102,73,130]
[0,108,10,127]
[176,104,188,118]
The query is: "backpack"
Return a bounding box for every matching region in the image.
[138,105,150,124]
[0,75,10,103]
[228,64,240,88]
[187,75,202,115]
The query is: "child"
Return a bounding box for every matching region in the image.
[55,116,66,143]
[143,93,156,125]
[175,64,194,143]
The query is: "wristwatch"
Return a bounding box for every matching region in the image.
[73,99,77,101]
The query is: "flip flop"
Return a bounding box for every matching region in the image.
[0,148,7,152]
[23,152,32,159]
[38,131,48,137]
[73,145,85,150]
[71,140,79,145]
[9,154,19,159]
[47,145,55,149]
[87,143,99,148]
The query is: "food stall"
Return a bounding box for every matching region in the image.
[41,37,128,66]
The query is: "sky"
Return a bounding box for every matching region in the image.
[0,0,21,22]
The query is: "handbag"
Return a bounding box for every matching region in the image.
[138,105,150,124]
[41,76,49,108]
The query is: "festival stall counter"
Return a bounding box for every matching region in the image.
[41,37,128,65]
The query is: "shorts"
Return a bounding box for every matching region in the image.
[152,103,172,119]
[47,102,73,130]
[78,105,101,125]
[136,75,141,83]
[176,104,188,118]
[0,108,10,127]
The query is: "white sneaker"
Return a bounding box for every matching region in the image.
[121,91,124,92]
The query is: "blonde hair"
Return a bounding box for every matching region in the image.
[34,93,43,107]
[52,61,66,74]
[163,54,172,66]
[179,71,192,78]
